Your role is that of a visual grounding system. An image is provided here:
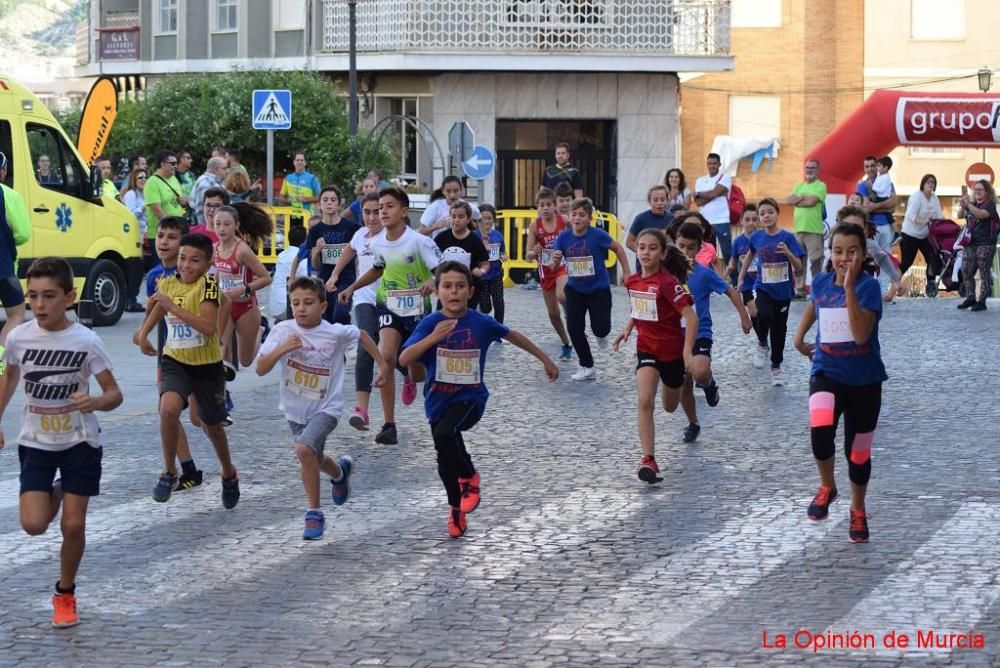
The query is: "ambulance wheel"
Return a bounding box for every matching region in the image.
[84,259,126,327]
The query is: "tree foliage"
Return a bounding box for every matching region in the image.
[103,70,394,192]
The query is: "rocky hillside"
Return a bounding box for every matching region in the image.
[0,0,86,58]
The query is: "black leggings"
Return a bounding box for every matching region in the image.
[430,401,482,507]
[898,233,939,279]
[477,276,505,324]
[809,374,881,487]
[564,286,613,368]
[754,291,790,369]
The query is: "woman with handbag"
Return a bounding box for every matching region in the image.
[957,179,1000,311]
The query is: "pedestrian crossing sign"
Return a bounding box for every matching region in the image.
[252,89,292,130]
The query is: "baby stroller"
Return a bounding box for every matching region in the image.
[927,218,965,297]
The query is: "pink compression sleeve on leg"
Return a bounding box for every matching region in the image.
[850,431,874,465]
[809,392,836,428]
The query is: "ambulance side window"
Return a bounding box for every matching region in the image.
[0,120,12,188]
[26,124,81,196]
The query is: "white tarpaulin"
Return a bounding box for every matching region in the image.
[709,136,780,177]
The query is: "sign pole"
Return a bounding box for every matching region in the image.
[266,129,274,205]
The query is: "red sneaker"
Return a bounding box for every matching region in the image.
[401,377,418,405]
[637,455,663,484]
[807,485,838,521]
[447,506,467,538]
[458,471,480,514]
[52,592,79,628]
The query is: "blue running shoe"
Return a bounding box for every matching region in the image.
[331,456,354,506]
[682,423,701,443]
[302,510,325,540]
[559,344,573,361]
[153,472,177,503]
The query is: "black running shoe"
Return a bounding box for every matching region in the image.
[971,302,987,312]
[175,469,204,492]
[957,298,976,310]
[682,423,700,443]
[848,509,870,543]
[221,472,240,510]
[375,422,398,445]
[703,381,720,407]
[807,485,838,521]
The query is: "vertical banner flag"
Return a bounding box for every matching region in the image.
[77,77,119,167]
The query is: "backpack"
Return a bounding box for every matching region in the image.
[728,183,746,227]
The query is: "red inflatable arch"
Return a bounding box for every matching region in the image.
[806,89,1000,195]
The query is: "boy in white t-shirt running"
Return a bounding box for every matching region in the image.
[0,257,123,628]
[256,277,389,540]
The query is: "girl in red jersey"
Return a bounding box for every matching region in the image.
[525,187,573,361]
[612,229,699,484]
[213,204,273,369]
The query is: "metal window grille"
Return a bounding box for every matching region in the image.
[321,0,730,55]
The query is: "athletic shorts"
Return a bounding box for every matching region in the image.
[0,275,25,308]
[288,413,339,456]
[230,297,257,323]
[741,289,755,305]
[693,337,713,358]
[19,442,102,497]
[636,353,684,389]
[375,304,421,337]
[540,266,567,292]
[159,356,229,427]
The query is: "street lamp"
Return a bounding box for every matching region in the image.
[978,67,992,162]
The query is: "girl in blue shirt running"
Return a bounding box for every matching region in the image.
[793,213,887,544]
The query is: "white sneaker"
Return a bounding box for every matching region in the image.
[571,366,596,381]
[753,345,768,369]
[596,336,609,351]
[770,368,784,387]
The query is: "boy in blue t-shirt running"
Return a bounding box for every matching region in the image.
[399,261,558,538]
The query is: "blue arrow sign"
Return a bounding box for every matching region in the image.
[462,145,496,180]
[252,89,292,130]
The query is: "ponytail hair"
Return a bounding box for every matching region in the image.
[636,228,691,283]
[823,221,877,275]
[217,203,273,250]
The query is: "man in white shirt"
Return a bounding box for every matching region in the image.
[693,153,733,273]
[419,176,480,238]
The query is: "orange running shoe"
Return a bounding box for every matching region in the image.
[807,485,838,521]
[447,506,467,538]
[638,455,663,484]
[458,471,480,514]
[52,592,79,628]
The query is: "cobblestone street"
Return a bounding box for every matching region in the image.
[0,288,997,667]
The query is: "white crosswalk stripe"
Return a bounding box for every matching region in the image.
[543,496,846,643]
[821,501,1000,657]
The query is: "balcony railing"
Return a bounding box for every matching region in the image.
[321,0,730,56]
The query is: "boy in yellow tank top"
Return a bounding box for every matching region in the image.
[135,233,241,509]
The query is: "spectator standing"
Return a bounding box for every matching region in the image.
[120,166,148,312]
[693,153,734,273]
[899,173,944,297]
[541,143,584,198]
[144,150,187,244]
[175,149,196,198]
[190,157,228,226]
[857,155,897,252]
[278,152,322,213]
[786,159,827,298]
[956,179,1000,311]
[0,151,31,344]
[95,156,119,201]
[664,168,693,209]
